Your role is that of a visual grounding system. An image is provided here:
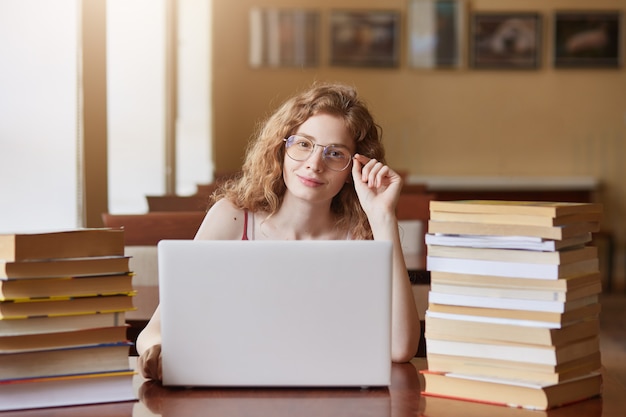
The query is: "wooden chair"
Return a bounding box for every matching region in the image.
[214,170,241,183]
[397,192,434,222]
[401,183,428,194]
[396,191,436,273]
[146,195,211,212]
[101,211,206,246]
[195,182,219,198]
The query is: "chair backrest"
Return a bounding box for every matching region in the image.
[194,182,219,198]
[101,211,205,246]
[396,192,436,271]
[146,195,211,212]
[396,192,435,222]
[401,183,428,194]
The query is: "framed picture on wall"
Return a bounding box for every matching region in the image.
[407,0,465,69]
[553,11,622,68]
[329,10,400,68]
[249,8,320,68]
[470,12,542,69]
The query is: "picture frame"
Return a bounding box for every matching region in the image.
[553,11,622,68]
[329,10,400,68]
[249,8,320,68]
[407,0,465,69]
[470,12,542,69]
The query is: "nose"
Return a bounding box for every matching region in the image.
[307,144,325,171]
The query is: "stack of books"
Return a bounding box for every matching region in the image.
[421,200,604,411]
[0,229,137,411]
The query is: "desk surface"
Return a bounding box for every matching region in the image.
[3,358,621,417]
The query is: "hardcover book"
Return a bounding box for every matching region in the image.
[0,229,125,262]
[429,200,603,217]
[421,370,602,410]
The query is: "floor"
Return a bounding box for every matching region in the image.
[599,292,626,387]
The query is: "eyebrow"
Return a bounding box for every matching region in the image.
[293,133,352,150]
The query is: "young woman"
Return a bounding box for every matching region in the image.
[136,82,421,380]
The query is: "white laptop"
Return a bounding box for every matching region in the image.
[157,239,392,388]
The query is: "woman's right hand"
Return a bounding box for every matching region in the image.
[137,344,163,381]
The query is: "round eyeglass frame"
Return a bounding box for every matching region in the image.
[283,135,354,172]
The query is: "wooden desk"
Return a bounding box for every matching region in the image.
[130,359,622,417]
[1,358,622,416]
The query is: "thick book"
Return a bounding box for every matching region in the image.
[427,302,601,327]
[429,210,602,227]
[425,336,600,366]
[0,256,131,280]
[0,342,131,380]
[0,294,135,319]
[425,233,592,251]
[427,256,599,279]
[426,352,602,385]
[0,311,127,337]
[427,220,600,240]
[0,229,125,262]
[0,370,136,411]
[427,292,598,313]
[427,245,597,265]
[420,393,556,417]
[0,326,128,353]
[0,273,134,301]
[420,370,602,410]
[429,200,603,217]
[425,315,600,346]
[430,280,601,303]
[430,271,601,293]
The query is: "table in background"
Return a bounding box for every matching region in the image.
[408,175,600,203]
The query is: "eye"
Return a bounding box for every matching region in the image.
[294,137,313,150]
[326,147,349,160]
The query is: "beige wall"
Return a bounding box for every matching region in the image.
[212,0,626,286]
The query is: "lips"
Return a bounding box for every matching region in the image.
[298,175,324,187]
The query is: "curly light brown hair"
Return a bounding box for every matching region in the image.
[213,82,385,240]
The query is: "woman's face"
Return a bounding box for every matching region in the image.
[282,113,355,205]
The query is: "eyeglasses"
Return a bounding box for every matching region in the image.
[283,135,353,172]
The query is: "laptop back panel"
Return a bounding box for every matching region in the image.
[158,240,392,387]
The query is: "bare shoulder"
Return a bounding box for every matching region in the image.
[194,198,246,240]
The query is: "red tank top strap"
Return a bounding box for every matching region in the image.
[242,210,249,240]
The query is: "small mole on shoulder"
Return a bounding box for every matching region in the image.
[233,217,237,221]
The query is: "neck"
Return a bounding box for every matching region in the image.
[261,194,342,240]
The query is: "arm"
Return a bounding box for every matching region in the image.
[135,306,163,380]
[351,154,421,363]
[135,199,245,380]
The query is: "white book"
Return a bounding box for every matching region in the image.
[429,281,601,302]
[427,291,598,313]
[425,233,591,251]
[426,246,597,265]
[426,256,599,280]
[425,310,564,329]
[0,371,136,411]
